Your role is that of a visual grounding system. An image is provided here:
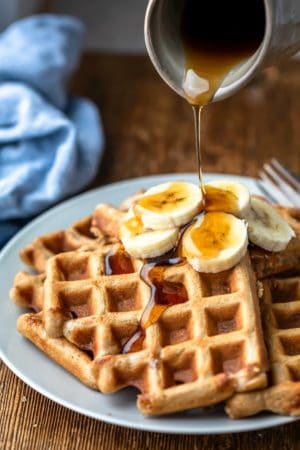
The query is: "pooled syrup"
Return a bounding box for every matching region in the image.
[104,246,134,276]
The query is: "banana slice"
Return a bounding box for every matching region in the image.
[246,197,295,252]
[120,212,179,259]
[204,180,251,218]
[135,181,203,230]
[182,212,248,273]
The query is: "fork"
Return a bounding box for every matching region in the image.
[257,158,300,207]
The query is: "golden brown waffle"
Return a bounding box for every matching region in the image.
[17,312,97,389]
[43,244,142,338]
[20,216,102,273]
[11,272,45,312]
[19,196,144,273]
[250,238,300,280]
[15,249,267,415]
[226,275,300,418]
[250,205,300,279]
[20,205,124,273]
[20,194,144,273]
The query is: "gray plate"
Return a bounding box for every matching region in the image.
[0,173,297,434]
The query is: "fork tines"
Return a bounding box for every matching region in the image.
[259,158,300,207]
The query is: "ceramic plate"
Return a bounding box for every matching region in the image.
[0,173,296,434]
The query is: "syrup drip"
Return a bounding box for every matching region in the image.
[193,105,205,192]
[122,255,186,354]
[121,218,198,354]
[104,247,134,276]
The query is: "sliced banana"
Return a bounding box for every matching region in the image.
[204,180,251,218]
[182,212,248,273]
[246,197,295,252]
[134,181,203,230]
[120,212,179,259]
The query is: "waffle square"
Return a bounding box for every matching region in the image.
[226,275,300,418]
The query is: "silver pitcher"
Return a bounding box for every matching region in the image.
[145,0,300,102]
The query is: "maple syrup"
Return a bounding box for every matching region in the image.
[122,328,145,354]
[137,182,191,213]
[184,212,236,259]
[123,215,144,237]
[104,246,134,276]
[181,0,265,189]
[122,254,187,353]
[204,185,238,214]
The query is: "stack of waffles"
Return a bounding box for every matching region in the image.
[10,195,300,417]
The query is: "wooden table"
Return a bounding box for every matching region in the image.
[1,53,300,450]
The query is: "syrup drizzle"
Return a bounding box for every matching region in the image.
[104,246,134,276]
[122,219,198,354]
[121,1,265,353]
[193,106,205,192]
[122,255,186,354]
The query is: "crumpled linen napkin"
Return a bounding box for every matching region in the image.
[0,15,104,247]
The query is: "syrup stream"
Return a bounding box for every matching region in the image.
[193,105,205,192]
[119,0,265,353]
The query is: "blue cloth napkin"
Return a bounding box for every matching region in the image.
[0,15,104,247]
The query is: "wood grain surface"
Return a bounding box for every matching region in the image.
[1,53,300,450]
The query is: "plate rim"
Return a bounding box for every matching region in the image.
[0,172,297,434]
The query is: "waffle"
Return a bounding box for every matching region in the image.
[20,192,144,273]
[14,248,267,415]
[250,205,300,279]
[250,237,300,280]
[226,275,300,418]
[20,205,124,273]
[276,206,300,235]
[17,312,97,389]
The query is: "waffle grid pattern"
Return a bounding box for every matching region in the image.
[14,249,267,415]
[226,276,300,418]
[12,200,300,417]
[20,216,103,273]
